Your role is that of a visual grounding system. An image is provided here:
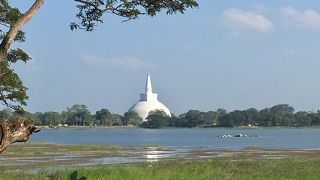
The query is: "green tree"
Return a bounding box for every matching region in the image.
[40,112,64,126]
[259,108,272,127]
[258,105,295,127]
[33,112,43,126]
[215,108,227,127]
[0,0,43,112]
[95,108,114,126]
[123,111,143,126]
[244,108,260,126]
[294,111,311,127]
[112,114,123,126]
[63,104,92,126]
[270,104,294,126]
[170,114,187,127]
[142,110,170,128]
[218,109,258,127]
[182,110,206,127]
[227,110,246,127]
[203,111,218,127]
[311,111,320,125]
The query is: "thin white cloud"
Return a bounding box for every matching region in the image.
[81,54,154,71]
[281,7,320,30]
[223,8,274,33]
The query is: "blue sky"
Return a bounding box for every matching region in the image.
[10,0,320,114]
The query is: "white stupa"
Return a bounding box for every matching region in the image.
[128,74,171,121]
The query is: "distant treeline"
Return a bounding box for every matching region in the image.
[0,104,319,128]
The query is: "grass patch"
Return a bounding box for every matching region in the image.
[2,158,320,179]
[1,143,121,160]
[242,146,262,151]
[4,143,120,154]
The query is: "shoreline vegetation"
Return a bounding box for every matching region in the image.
[36,125,138,129]
[36,125,320,130]
[3,158,320,179]
[2,104,320,129]
[1,143,320,179]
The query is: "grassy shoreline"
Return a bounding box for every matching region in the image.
[36,125,138,129]
[2,158,320,179]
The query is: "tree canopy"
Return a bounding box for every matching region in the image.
[71,0,198,31]
[0,0,34,111]
[62,104,92,126]
[123,111,143,126]
[141,110,170,128]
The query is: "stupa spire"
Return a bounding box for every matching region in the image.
[129,73,171,120]
[145,73,152,93]
[140,73,157,101]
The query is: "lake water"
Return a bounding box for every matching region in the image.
[30,128,320,150]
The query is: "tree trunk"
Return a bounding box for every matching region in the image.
[0,0,44,62]
[0,1,44,153]
[0,117,40,153]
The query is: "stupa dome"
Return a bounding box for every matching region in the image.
[128,74,171,121]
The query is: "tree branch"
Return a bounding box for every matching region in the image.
[0,117,40,153]
[0,0,44,62]
[72,0,198,31]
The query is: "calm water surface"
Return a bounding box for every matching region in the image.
[30,128,320,150]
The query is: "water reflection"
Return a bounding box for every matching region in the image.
[144,147,172,162]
